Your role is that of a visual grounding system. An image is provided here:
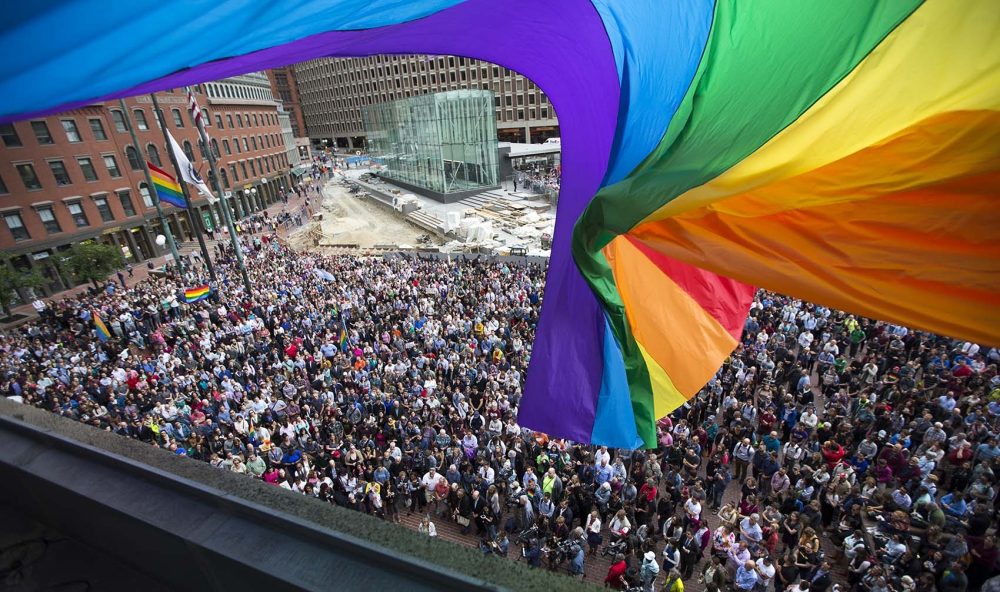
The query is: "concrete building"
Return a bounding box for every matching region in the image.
[277,106,301,170]
[0,76,293,304]
[295,55,559,150]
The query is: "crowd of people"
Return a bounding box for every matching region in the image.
[1,208,998,592]
[512,165,560,197]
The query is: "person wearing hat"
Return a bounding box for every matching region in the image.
[639,550,660,592]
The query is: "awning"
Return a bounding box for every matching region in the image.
[290,165,311,178]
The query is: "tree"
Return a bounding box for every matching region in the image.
[58,242,123,289]
[0,255,46,317]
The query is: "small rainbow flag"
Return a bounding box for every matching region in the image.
[147,162,186,208]
[92,310,110,342]
[184,284,211,303]
[339,321,349,352]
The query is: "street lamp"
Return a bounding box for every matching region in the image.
[155,234,166,248]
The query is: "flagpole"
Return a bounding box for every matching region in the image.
[118,99,184,275]
[184,87,252,295]
[149,93,217,283]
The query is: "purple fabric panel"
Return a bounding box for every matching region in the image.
[80,0,620,441]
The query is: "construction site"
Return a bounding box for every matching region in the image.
[288,167,556,257]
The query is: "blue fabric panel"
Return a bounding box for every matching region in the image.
[590,314,643,448]
[590,0,715,186]
[0,0,466,120]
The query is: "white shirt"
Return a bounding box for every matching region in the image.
[684,498,702,519]
[757,562,775,586]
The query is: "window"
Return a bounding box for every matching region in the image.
[138,183,153,207]
[125,146,142,170]
[17,164,41,189]
[89,118,108,140]
[100,155,120,178]
[220,168,229,189]
[59,119,81,143]
[182,140,195,162]
[215,114,223,129]
[49,160,72,185]
[230,164,238,183]
[117,190,136,217]
[222,139,231,155]
[233,137,241,154]
[134,109,149,130]
[31,121,53,144]
[37,206,61,234]
[203,109,210,126]
[211,139,220,158]
[242,138,249,152]
[198,140,207,159]
[67,202,89,227]
[236,115,243,128]
[1,123,22,147]
[93,195,114,222]
[111,110,128,132]
[251,136,257,150]
[253,114,258,126]
[227,114,234,128]
[171,108,184,127]
[249,160,256,176]
[77,157,98,182]
[147,144,162,167]
[0,173,7,194]
[244,114,251,127]
[3,212,29,241]
[240,162,248,179]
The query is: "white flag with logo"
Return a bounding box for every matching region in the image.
[166,129,216,203]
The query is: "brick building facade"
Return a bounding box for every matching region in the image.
[0,76,292,304]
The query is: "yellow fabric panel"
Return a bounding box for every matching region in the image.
[642,0,1000,223]
[698,110,1000,219]
[603,235,738,402]
[631,170,1000,344]
[637,341,689,420]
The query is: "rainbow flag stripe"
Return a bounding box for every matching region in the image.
[4,0,998,449]
[148,162,186,208]
[92,310,110,342]
[184,285,211,303]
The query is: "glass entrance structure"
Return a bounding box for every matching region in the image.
[362,90,499,199]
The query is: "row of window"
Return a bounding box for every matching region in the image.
[0,104,282,152]
[3,188,143,241]
[2,134,288,194]
[0,118,107,148]
[204,82,274,103]
[214,110,279,129]
[3,154,123,193]
[219,152,290,189]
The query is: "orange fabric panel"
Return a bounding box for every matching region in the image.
[604,235,739,397]
[631,171,1000,344]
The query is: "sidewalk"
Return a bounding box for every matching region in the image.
[1,189,317,329]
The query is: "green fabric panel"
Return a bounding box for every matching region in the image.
[572,0,922,445]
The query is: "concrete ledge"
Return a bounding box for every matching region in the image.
[0,399,594,592]
[373,174,498,204]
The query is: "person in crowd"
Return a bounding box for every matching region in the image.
[3,226,998,592]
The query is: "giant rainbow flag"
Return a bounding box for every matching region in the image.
[1,0,997,447]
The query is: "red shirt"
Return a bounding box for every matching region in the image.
[822,444,845,469]
[605,560,627,589]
